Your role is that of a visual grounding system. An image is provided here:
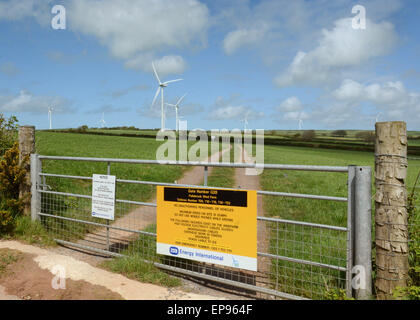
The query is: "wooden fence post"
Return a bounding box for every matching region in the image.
[18,125,35,216]
[374,121,409,299]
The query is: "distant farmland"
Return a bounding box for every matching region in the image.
[45,127,420,155]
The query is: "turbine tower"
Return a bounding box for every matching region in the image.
[298,118,303,130]
[241,111,250,131]
[48,107,53,130]
[99,112,106,128]
[375,112,382,123]
[151,62,183,131]
[165,93,187,132]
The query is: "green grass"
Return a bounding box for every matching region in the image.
[33,130,420,298]
[12,216,56,247]
[35,131,188,201]
[35,131,216,242]
[206,144,237,188]
[259,144,420,298]
[101,255,181,287]
[207,166,235,188]
[101,224,181,287]
[0,249,22,275]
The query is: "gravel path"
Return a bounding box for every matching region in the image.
[234,146,271,295]
[0,240,224,300]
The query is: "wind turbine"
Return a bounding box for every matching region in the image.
[48,107,54,130]
[241,111,250,132]
[99,112,106,128]
[375,112,382,123]
[151,62,183,131]
[165,94,187,132]
[298,117,303,130]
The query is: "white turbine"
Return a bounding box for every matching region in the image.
[375,112,382,123]
[165,93,187,132]
[298,118,303,130]
[99,112,106,128]
[241,111,250,131]
[48,107,54,130]
[151,62,183,131]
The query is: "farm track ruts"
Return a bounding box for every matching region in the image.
[78,147,232,253]
[234,146,271,297]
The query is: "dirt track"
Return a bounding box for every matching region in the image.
[0,241,224,300]
[80,146,232,252]
[0,145,268,300]
[234,146,271,293]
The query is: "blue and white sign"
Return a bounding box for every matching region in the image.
[157,243,257,271]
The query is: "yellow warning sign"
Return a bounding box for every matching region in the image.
[156,186,257,271]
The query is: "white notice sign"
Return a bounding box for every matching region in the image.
[92,174,116,220]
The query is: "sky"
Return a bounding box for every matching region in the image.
[0,0,420,131]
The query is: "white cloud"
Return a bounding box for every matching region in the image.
[223,24,269,55]
[0,0,209,77]
[275,96,309,122]
[282,111,309,121]
[277,96,302,112]
[306,79,420,128]
[0,90,73,114]
[0,0,51,25]
[208,95,264,121]
[209,105,249,120]
[332,79,420,110]
[275,18,398,87]
[67,0,209,75]
[69,0,208,58]
[332,79,365,102]
[125,54,186,78]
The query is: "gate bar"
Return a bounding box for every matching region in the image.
[346,166,356,297]
[38,173,347,202]
[38,212,346,272]
[52,238,307,300]
[354,166,372,300]
[38,155,348,172]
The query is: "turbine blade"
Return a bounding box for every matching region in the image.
[176,93,187,106]
[163,79,183,85]
[152,62,161,84]
[152,87,161,107]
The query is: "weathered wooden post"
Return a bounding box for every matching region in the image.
[374,121,409,299]
[18,125,35,216]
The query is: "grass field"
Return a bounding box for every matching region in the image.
[33,130,420,298]
[260,145,420,298]
[35,131,225,243]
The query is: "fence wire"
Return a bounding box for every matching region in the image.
[406,157,420,286]
[36,159,351,300]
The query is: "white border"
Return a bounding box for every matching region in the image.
[157,242,257,271]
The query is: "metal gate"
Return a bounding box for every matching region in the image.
[30,154,372,300]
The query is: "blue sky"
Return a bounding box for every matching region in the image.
[0,0,420,130]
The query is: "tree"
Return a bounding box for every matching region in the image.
[0,142,27,234]
[302,130,316,140]
[355,131,375,143]
[332,130,347,137]
[0,114,18,156]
